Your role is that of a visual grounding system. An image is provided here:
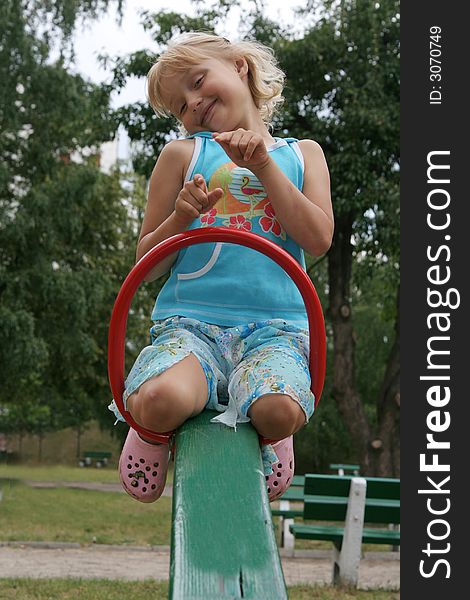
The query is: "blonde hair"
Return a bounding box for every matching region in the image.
[147,32,285,129]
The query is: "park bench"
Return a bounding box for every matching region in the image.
[271,475,305,551]
[289,474,400,586]
[329,463,360,476]
[271,463,361,551]
[78,450,111,468]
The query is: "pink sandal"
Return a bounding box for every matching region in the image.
[119,428,170,503]
[265,436,295,502]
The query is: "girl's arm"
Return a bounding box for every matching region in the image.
[136,140,192,281]
[137,140,223,282]
[254,139,333,257]
[213,131,333,257]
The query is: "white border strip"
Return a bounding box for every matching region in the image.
[184,136,202,182]
[290,141,305,172]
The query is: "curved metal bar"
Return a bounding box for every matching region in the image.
[108,227,326,444]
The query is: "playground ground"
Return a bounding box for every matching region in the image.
[0,470,399,592]
[0,542,399,590]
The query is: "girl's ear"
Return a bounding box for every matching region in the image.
[235,57,249,78]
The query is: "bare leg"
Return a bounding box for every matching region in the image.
[126,353,208,440]
[248,394,306,440]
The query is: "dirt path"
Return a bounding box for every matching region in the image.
[0,542,399,590]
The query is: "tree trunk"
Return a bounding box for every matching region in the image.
[76,425,82,459]
[366,285,400,477]
[38,432,43,462]
[328,214,371,464]
[328,216,400,476]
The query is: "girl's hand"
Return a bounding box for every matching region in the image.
[212,129,271,173]
[174,174,223,224]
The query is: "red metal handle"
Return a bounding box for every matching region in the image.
[108,227,326,444]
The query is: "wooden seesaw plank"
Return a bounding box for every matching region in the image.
[169,410,287,599]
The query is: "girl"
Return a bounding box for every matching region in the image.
[109,32,333,503]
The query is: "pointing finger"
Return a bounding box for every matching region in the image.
[194,174,206,190]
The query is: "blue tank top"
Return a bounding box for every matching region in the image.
[152,131,308,327]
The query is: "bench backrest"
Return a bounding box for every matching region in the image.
[303,474,400,525]
[278,475,305,502]
[291,475,305,487]
[329,463,360,475]
[84,451,112,459]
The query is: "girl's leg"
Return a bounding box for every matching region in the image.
[227,333,313,501]
[247,394,306,502]
[247,394,305,502]
[126,353,209,436]
[248,393,305,441]
[120,353,208,503]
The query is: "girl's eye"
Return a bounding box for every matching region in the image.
[180,103,186,115]
[195,76,203,88]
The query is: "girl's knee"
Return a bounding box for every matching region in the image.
[127,373,204,432]
[248,393,306,439]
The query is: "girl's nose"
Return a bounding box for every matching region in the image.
[190,98,202,114]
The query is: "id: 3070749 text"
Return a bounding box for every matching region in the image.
[429,26,442,105]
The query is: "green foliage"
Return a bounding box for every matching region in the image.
[295,398,355,473]
[276,0,399,232]
[0,1,143,440]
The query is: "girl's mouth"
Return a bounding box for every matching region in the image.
[202,100,217,126]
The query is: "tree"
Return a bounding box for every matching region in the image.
[0,0,139,450]
[276,0,400,475]
[106,0,400,475]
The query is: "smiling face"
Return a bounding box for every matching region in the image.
[159,57,259,134]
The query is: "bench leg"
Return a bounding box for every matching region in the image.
[389,523,400,552]
[333,477,367,588]
[279,500,295,554]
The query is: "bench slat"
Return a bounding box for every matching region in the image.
[362,477,400,500]
[290,523,344,544]
[329,463,360,475]
[290,523,400,546]
[83,451,112,459]
[289,523,400,546]
[277,488,304,502]
[271,508,303,518]
[304,474,399,500]
[304,475,351,497]
[303,494,400,524]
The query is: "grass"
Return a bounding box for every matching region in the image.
[0,464,119,483]
[0,475,320,550]
[0,480,172,546]
[0,580,399,600]
[0,465,389,552]
[0,463,174,485]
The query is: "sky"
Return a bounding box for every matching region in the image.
[73,0,303,108]
[71,1,305,160]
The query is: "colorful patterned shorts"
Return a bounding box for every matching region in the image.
[108,316,315,474]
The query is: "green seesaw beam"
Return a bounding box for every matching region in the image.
[169,410,287,600]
